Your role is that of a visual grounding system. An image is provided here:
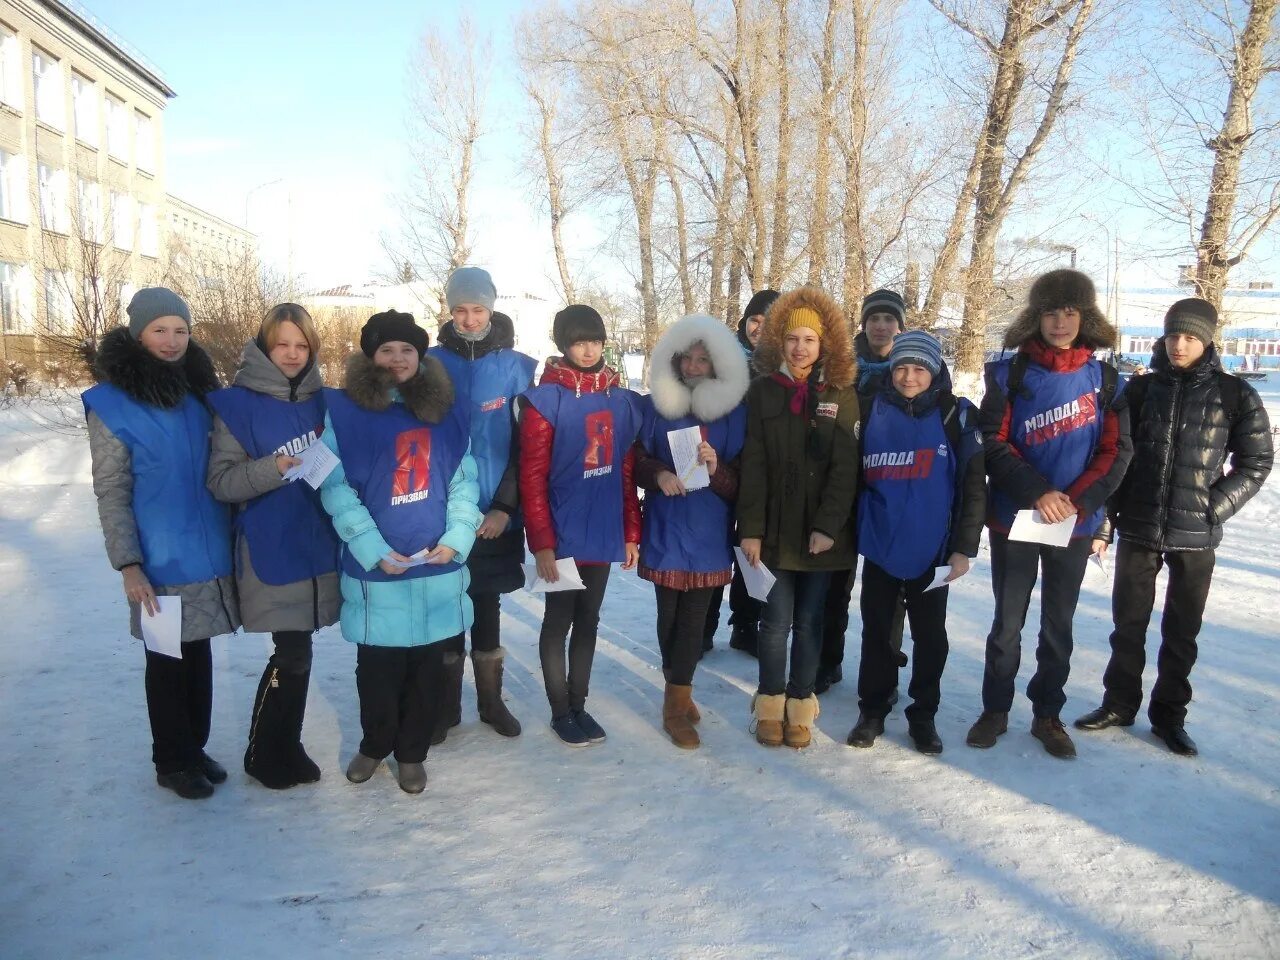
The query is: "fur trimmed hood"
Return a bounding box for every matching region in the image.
[342,351,455,423]
[648,314,751,423]
[92,325,220,408]
[1003,269,1117,350]
[752,286,856,390]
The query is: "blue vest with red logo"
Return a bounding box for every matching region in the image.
[988,357,1106,536]
[324,388,468,582]
[82,383,233,586]
[857,396,957,580]
[521,383,643,563]
[206,386,341,586]
[638,401,746,574]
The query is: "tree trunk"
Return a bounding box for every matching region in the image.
[708,105,739,318]
[807,0,841,285]
[767,0,792,288]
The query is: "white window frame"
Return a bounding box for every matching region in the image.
[0,26,21,109]
[105,94,128,160]
[0,148,27,223]
[0,260,31,334]
[72,73,99,147]
[76,177,103,243]
[43,268,72,334]
[138,200,158,257]
[32,49,65,130]
[110,190,133,250]
[135,111,154,173]
[38,162,68,233]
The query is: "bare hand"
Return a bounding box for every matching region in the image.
[944,552,970,583]
[535,548,559,583]
[622,542,639,570]
[808,531,835,555]
[379,551,415,575]
[423,544,457,565]
[1034,491,1076,525]
[276,454,302,476]
[1091,538,1108,558]
[740,537,762,568]
[697,441,718,476]
[477,509,510,540]
[656,470,686,497]
[122,565,158,617]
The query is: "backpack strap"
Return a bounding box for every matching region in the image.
[939,392,962,455]
[1005,351,1031,400]
[1216,370,1244,425]
[1099,361,1119,411]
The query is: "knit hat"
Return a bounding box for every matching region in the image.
[445,266,497,312]
[553,304,607,352]
[127,287,191,340]
[740,289,779,326]
[889,330,943,377]
[359,309,429,358]
[784,306,823,340]
[1163,297,1217,346]
[861,289,906,331]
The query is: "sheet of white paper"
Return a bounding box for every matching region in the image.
[922,559,979,592]
[734,547,777,602]
[522,558,587,593]
[667,426,710,492]
[387,547,435,569]
[1008,509,1075,548]
[283,440,340,489]
[140,595,182,659]
[1089,550,1111,578]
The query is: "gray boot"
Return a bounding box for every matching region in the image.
[431,651,465,745]
[473,648,522,737]
[345,752,380,783]
[397,761,427,794]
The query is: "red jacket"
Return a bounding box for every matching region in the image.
[518,358,641,557]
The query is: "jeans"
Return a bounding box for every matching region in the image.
[757,569,832,698]
[538,563,611,717]
[144,638,212,774]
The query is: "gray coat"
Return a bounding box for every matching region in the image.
[206,340,340,633]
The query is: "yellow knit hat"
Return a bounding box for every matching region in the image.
[784,306,823,339]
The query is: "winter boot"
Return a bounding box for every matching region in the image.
[662,684,700,749]
[156,767,214,800]
[397,760,427,794]
[662,668,701,723]
[244,665,298,790]
[199,752,228,784]
[908,717,944,755]
[1031,717,1077,759]
[965,711,1009,749]
[846,713,885,748]
[345,752,380,783]
[729,622,759,657]
[783,695,820,749]
[752,693,786,747]
[431,651,465,745]
[472,648,522,737]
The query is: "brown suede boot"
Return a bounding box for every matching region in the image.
[662,684,700,749]
[663,668,700,723]
[784,694,820,749]
[752,693,786,746]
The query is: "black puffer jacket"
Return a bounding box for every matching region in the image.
[1108,342,1273,551]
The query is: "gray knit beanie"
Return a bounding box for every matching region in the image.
[861,289,907,331]
[1163,297,1217,346]
[445,267,497,312]
[889,330,943,377]
[127,287,192,340]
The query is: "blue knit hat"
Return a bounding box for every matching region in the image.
[126,287,191,340]
[889,330,942,377]
[445,266,497,311]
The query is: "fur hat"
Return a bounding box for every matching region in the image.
[553,304,606,352]
[1003,269,1116,350]
[360,309,429,358]
[752,286,857,389]
[648,314,751,423]
[1164,297,1217,345]
[860,289,906,331]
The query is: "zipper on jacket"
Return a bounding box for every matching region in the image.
[1156,376,1184,552]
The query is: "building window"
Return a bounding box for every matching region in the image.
[1,260,30,333]
[32,49,64,130]
[111,190,133,250]
[105,94,128,160]
[44,268,72,334]
[0,148,27,223]
[139,201,158,257]
[72,73,98,147]
[135,112,155,172]
[0,27,20,109]
[76,178,103,242]
[38,163,68,233]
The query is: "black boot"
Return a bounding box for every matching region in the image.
[157,767,214,800]
[908,718,944,755]
[473,648,521,737]
[814,664,843,696]
[729,622,759,657]
[846,713,884,748]
[244,665,317,790]
[432,651,465,745]
[1151,723,1198,757]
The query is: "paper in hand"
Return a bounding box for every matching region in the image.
[523,558,587,593]
[667,426,710,491]
[283,440,339,489]
[140,595,182,659]
[1089,550,1111,578]
[923,558,978,592]
[1008,509,1075,548]
[734,547,777,602]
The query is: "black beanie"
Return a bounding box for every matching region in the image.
[360,309,429,358]
[1163,297,1217,346]
[553,304,607,352]
[738,290,779,351]
[860,289,906,331]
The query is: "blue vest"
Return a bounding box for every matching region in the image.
[206,386,341,586]
[989,358,1106,536]
[638,401,746,574]
[521,382,643,563]
[82,383,233,586]
[428,345,536,514]
[858,397,957,580]
[324,388,469,582]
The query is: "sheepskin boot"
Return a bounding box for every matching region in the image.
[663,684,700,749]
[752,693,786,747]
[783,695,820,749]
[472,648,521,737]
[663,667,700,723]
[431,651,465,745]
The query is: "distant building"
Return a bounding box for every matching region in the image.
[1111,287,1280,369]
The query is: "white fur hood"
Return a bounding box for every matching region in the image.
[647,314,751,423]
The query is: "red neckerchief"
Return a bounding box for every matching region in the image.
[770,371,823,415]
[1023,338,1093,372]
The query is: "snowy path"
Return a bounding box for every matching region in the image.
[1,410,1278,959]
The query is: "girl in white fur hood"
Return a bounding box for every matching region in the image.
[633,314,752,748]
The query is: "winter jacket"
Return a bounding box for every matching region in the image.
[737,287,861,572]
[518,357,643,563]
[428,313,537,593]
[1106,341,1273,552]
[318,353,481,648]
[857,364,985,580]
[981,339,1132,539]
[82,326,239,643]
[206,340,341,633]
[634,314,750,589]
[854,330,892,397]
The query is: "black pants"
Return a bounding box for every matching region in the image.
[820,560,906,671]
[539,563,611,717]
[726,560,761,628]
[144,639,212,774]
[354,641,450,764]
[271,630,313,674]
[982,532,1091,719]
[703,585,725,641]
[858,560,949,721]
[1103,540,1216,727]
[448,590,501,656]
[657,585,716,686]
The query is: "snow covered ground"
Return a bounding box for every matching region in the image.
[2,384,1278,960]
